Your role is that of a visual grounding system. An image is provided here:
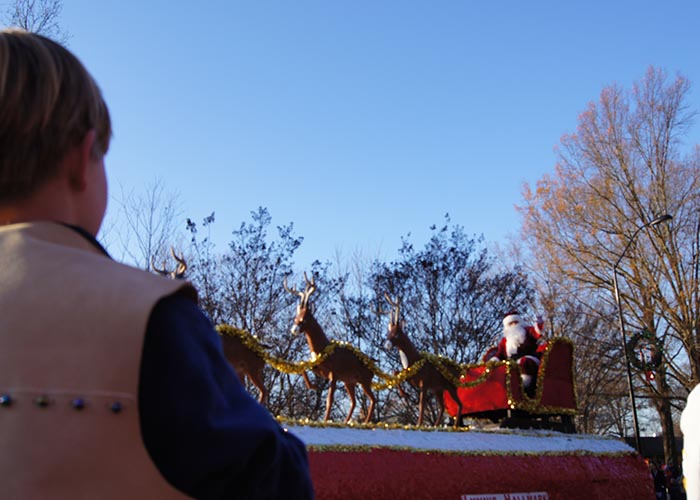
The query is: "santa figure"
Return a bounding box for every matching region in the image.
[488,311,547,391]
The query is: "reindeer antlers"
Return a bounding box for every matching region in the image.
[284,272,316,307]
[283,277,302,297]
[151,257,168,276]
[384,293,401,326]
[171,248,187,278]
[152,247,187,279]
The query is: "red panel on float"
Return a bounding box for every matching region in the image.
[308,448,653,500]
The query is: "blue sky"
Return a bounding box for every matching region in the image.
[58,1,700,267]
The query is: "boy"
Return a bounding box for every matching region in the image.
[0,28,313,499]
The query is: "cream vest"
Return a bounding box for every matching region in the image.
[0,222,196,499]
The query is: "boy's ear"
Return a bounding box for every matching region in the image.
[66,129,97,191]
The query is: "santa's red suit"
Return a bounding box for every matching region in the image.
[487,312,546,391]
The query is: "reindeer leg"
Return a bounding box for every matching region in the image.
[324,378,337,421]
[435,389,446,427]
[417,385,426,427]
[302,371,317,390]
[395,374,407,399]
[345,383,357,424]
[360,382,376,424]
[446,387,462,428]
[251,370,268,406]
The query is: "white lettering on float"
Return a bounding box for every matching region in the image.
[461,493,549,500]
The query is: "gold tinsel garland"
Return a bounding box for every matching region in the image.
[217,324,339,375]
[217,324,499,390]
[217,324,395,378]
[278,417,603,441]
[277,416,471,432]
[216,324,577,415]
[302,443,633,457]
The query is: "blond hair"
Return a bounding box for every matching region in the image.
[0,29,111,201]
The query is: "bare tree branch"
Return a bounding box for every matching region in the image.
[3,0,69,44]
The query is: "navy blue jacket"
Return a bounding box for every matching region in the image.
[73,226,313,499]
[140,295,314,499]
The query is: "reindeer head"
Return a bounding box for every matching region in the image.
[152,247,188,279]
[283,272,316,335]
[382,293,404,350]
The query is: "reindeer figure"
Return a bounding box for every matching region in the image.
[151,247,188,279]
[218,327,269,406]
[151,249,270,405]
[383,294,463,427]
[284,273,376,424]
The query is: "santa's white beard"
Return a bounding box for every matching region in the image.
[504,324,526,358]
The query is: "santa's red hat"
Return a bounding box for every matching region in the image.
[503,311,522,328]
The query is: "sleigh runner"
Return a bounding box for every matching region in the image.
[444,337,577,433]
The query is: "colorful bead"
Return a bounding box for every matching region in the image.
[71,398,86,410]
[0,394,12,407]
[109,401,123,414]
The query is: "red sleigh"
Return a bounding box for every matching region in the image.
[444,337,577,432]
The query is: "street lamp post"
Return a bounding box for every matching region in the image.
[612,214,672,455]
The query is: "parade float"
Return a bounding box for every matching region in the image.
[209,270,653,499]
[218,320,652,499]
